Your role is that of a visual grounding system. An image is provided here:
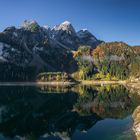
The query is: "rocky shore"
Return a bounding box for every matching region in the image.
[128,81,140,140]
[126,82,140,95]
[133,106,140,140]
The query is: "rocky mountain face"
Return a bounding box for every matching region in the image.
[77,29,102,48]
[51,21,79,49]
[0,20,101,81]
[0,20,101,64]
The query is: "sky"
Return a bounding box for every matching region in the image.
[0,0,140,45]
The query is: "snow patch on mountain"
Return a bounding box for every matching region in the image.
[0,42,10,62]
[22,20,38,28]
[61,20,71,25]
[43,25,49,29]
[13,32,18,37]
[53,21,75,33]
[81,28,88,32]
[0,43,4,55]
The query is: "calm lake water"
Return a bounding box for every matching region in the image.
[0,84,139,140]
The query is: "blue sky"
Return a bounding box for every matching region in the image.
[0,0,140,45]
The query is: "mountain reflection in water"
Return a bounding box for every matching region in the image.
[0,85,139,140]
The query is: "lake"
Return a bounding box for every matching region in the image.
[0,84,139,140]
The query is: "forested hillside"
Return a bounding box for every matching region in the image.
[73,42,140,80]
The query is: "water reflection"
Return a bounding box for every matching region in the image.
[74,85,139,118]
[0,85,138,140]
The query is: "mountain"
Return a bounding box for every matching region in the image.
[77,29,102,48]
[0,20,139,81]
[0,20,101,81]
[51,21,79,50]
[51,21,102,50]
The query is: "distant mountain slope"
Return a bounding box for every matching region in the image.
[77,29,102,48]
[73,42,140,80]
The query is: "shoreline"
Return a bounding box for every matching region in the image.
[0,81,76,86]
[0,80,128,86]
[0,80,139,88]
[80,80,127,85]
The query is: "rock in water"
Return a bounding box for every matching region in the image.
[133,106,140,140]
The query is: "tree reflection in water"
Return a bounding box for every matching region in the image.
[0,85,139,140]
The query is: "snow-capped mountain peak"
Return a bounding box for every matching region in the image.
[52,21,75,32]
[21,20,40,32]
[22,20,39,28]
[43,25,49,30]
[61,21,71,25]
[77,29,101,48]
[81,28,88,32]
[77,29,96,38]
